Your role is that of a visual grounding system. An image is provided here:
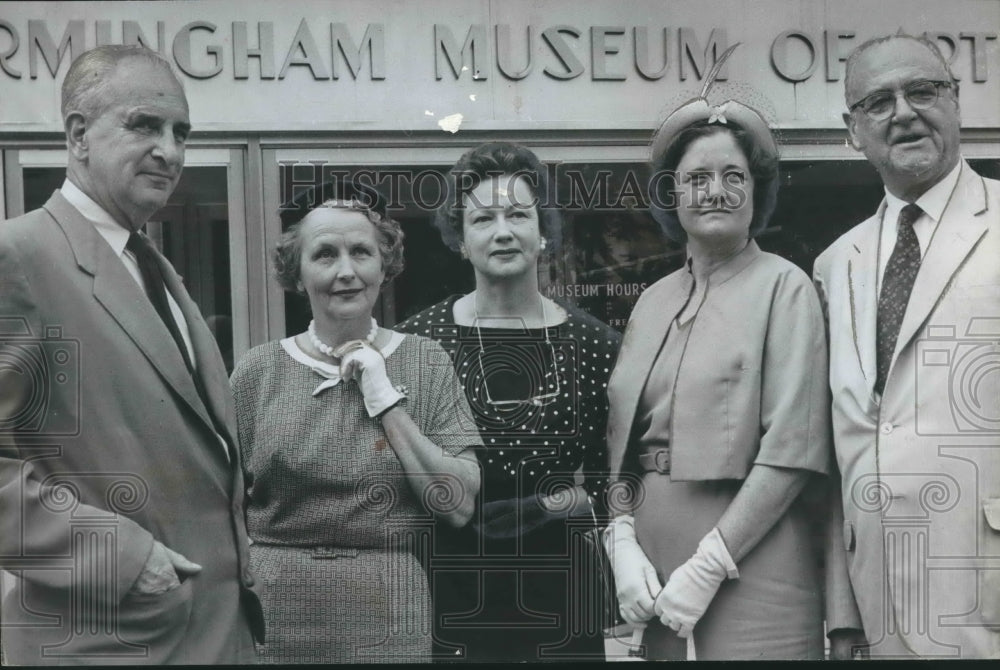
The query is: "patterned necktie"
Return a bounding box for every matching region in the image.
[126,232,194,372]
[875,203,923,395]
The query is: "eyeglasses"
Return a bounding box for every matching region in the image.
[475,326,562,408]
[848,80,953,121]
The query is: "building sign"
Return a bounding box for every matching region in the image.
[1,0,998,133]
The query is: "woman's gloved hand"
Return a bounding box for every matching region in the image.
[653,527,738,637]
[334,340,405,418]
[604,515,662,624]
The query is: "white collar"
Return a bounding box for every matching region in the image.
[280,331,405,396]
[883,160,962,224]
[61,179,131,255]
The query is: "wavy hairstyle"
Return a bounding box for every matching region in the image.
[434,141,562,253]
[273,198,405,295]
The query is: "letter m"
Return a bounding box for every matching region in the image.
[568,170,611,209]
[331,23,385,80]
[679,28,728,81]
[29,20,84,79]
[435,24,487,80]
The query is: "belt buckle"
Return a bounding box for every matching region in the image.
[653,449,670,474]
[311,547,360,560]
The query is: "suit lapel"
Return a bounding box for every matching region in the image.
[893,163,988,365]
[160,258,237,451]
[45,193,216,433]
[851,205,883,395]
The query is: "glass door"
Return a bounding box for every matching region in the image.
[263,147,468,338]
[263,143,1000,338]
[262,145,662,336]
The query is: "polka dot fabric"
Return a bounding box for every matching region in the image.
[397,295,621,514]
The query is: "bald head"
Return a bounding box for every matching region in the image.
[63,46,191,231]
[844,34,957,106]
[62,45,183,124]
[842,35,962,201]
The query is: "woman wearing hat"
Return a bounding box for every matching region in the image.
[604,55,834,659]
[230,181,481,663]
[396,142,620,662]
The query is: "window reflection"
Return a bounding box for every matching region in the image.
[272,157,999,335]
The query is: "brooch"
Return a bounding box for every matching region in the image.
[708,102,730,125]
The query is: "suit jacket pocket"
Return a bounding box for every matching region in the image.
[981,499,1000,632]
[843,519,856,552]
[983,497,1000,532]
[117,578,194,651]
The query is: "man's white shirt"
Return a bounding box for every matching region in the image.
[876,160,962,297]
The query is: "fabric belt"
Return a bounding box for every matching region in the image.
[637,447,671,474]
[310,547,361,560]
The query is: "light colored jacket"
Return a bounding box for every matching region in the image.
[608,240,831,482]
[814,161,1000,658]
[0,191,263,664]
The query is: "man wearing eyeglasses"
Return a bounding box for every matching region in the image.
[814,34,1000,659]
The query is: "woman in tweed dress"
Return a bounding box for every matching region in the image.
[231,181,481,664]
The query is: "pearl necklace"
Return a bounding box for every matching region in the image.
[307,318,378,358]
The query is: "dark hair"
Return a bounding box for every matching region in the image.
[844,34,960,105]
[62,45,181,122]
[273,199,405,295]
[650,122,779,244]
[435,142,562,253]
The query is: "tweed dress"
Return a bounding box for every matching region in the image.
[232,332,481,664]
[397,297,621,662]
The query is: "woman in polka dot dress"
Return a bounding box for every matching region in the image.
[397,142,621,662]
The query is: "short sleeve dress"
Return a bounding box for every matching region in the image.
[231,332,481,664]
[397,296,621,662]
[610,244,830,660]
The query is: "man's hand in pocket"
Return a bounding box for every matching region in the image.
[129,540,202,596]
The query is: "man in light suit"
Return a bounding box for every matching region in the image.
[0,45,263,663]
[814,34,1000,658]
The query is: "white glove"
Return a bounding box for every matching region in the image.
[604,515,663,625]
[334,340,405,418]
[654,527,738,637]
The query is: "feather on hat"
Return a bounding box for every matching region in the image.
[649,43,777,169]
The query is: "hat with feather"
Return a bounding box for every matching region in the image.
[648,43,780,243]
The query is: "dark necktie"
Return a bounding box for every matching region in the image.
[875,203,923,395]
[126,234,233,462]
[126,232,194,372]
